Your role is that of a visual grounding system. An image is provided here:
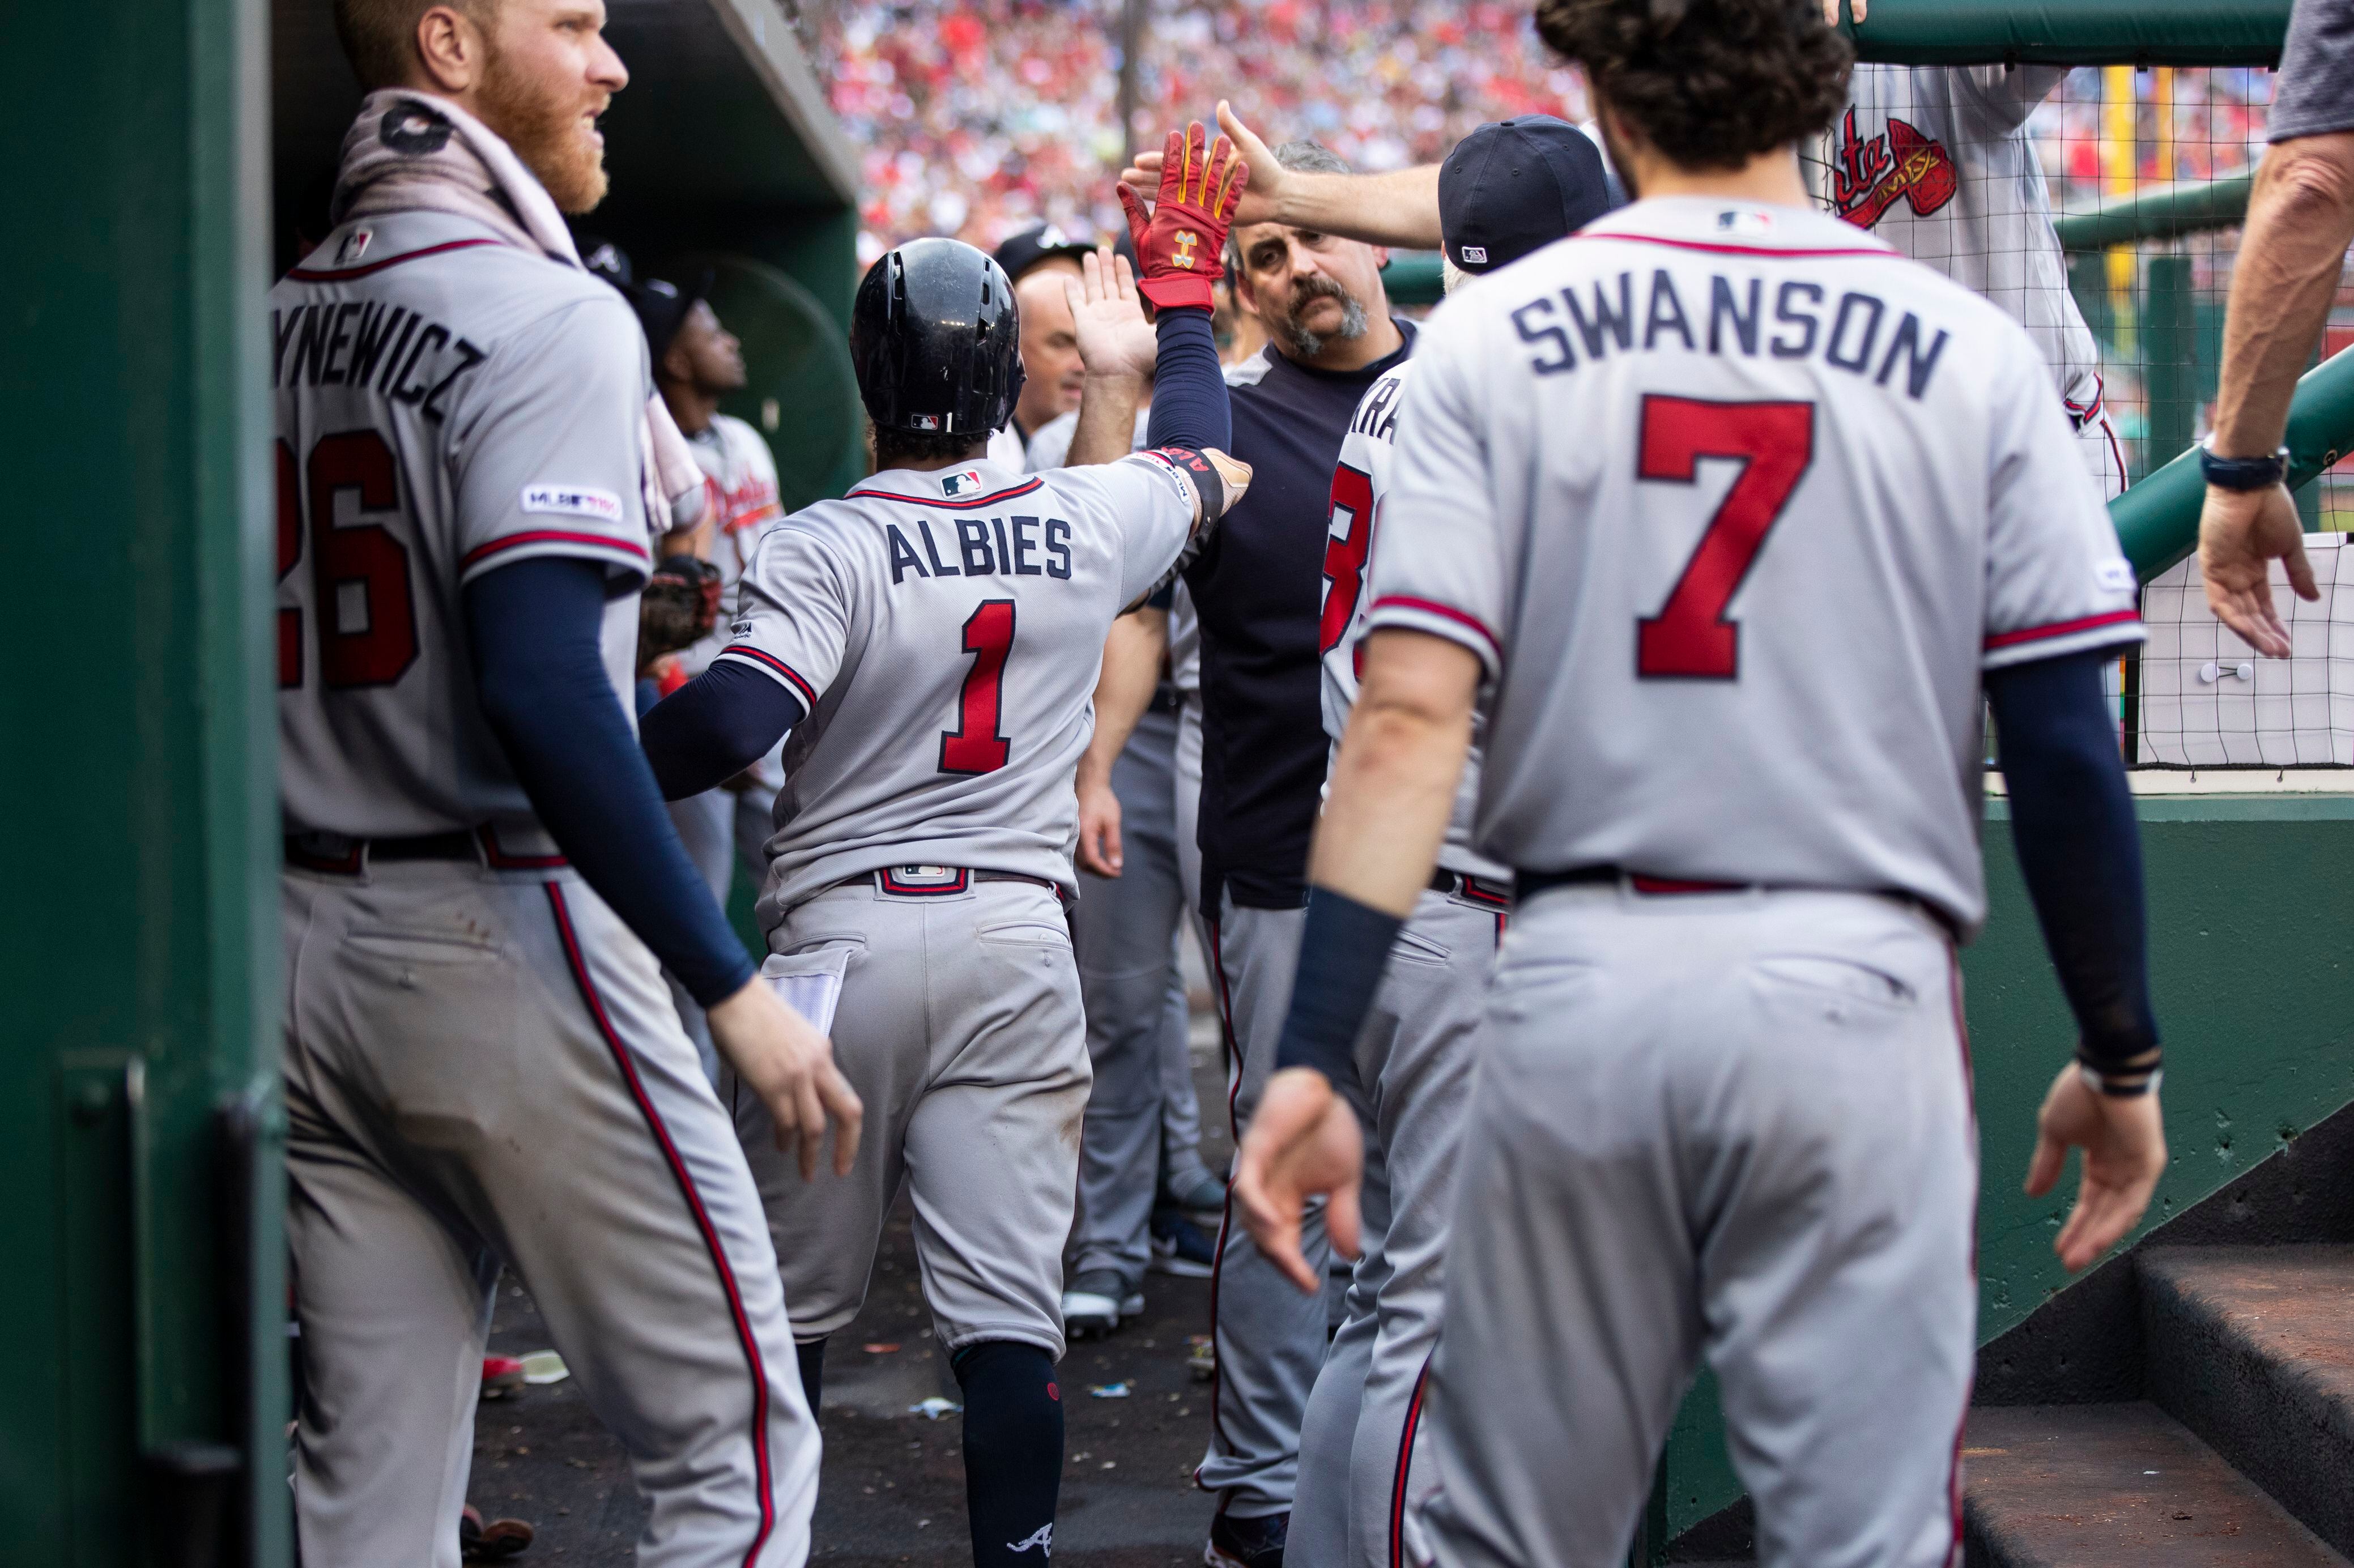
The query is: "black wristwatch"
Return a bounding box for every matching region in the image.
[2199,438,2290,492]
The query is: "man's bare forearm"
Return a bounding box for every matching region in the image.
[1079,607,1168,788]
[2212,133,2354,457]
[1278,164,1442,250]
[1308,632,1477,916]
[1068,372,1148,467]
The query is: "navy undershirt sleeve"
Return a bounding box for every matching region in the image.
[464,557,756,1008]
[1986,648,2159,1064]
[1144,306,1228,454]
[640,660,808,802]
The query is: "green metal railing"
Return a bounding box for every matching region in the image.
[2051,174,2255,253]
[2112,344,2354,580]
[1837,0,2293,66]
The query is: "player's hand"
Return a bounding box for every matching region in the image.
[1117,119,1250,313]
[706,978,863,1181]
[1234,1067,1363,1293]
[1820,0,1865,22]
[1123,100,1284,231]
[1075,765,1126,877]
[2199,482,2315,660]
[2023,1063,2166,1273]
[1065,245,1158,384]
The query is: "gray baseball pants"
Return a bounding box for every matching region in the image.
[283,857,819,1568]
[1290,884,1502,1568]
[730,874,1089,1357]
[1418,884,1978,1568]
[1197,890,1318,1517]
[1071,706,1215,1292]
[667,785,775,1083]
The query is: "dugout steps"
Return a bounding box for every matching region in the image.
[1664,1095,2354,1566]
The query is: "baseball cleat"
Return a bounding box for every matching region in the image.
[1062,1269,1131,1339]
[479,1355,526,1399]
[1203,1508,1287,1568]
[1150,1208,1218,1277]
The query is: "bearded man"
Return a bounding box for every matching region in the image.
[277,3,857,1564]
[1160,137,1413,1568]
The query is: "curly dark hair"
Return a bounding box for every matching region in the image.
[1534,0,1853,171]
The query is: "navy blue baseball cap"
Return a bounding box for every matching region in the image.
[1438,117,1617,275]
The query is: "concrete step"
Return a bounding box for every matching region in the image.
[1963,1403,2346,1567]
[2139,1244,2354,1556]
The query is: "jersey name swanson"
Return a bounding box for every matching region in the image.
[1501,265,1951,400]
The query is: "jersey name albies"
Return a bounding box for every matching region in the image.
[1370,198,2141,935]
[723,453,1201,915]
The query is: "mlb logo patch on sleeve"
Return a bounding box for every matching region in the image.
[940,468,984,497]
[521,484,624,522]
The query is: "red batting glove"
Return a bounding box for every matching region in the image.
[1117,121,1249,313]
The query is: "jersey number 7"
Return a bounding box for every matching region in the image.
[1634,396,1814,680]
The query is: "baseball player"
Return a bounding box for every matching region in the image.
[641,275,790,1075]
[638,129,1252,1568]
[277,5,858,1565]
[1279,118,1616,1568]
[1237,2,2168,1565]
[1812,0,2125,496]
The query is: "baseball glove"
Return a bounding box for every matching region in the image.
[637,554,723,672]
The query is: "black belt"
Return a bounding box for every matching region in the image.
[284,826,567,874]
[850,867,1062,900]
[1513,866,1746,905]
[1427,868,1513,907]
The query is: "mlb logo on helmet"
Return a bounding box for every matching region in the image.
[940,468,984,497]
[911,414,942,431]
[1459,245,1487,265]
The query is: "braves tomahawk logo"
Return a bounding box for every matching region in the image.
[1007,1523,1053,1556]
[1827,109,1958,228]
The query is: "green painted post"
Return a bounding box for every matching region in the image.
[2068,250,2118,357]
[1,0,286,1563]
[2144,255,2198,487]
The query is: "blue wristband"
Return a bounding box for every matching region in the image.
[1274,888,1406,1086]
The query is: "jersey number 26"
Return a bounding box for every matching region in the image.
[276,429,419,690]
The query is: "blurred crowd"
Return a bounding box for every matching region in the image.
[820,4,2288,262]
[820,0,1590,261]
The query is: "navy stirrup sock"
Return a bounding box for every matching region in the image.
[951,1340,1063,1567]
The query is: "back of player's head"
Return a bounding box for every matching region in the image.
[1533,0,1850,170]
[334,0,495,90]
[850,237,1026,441]
[1438,117,1617,277]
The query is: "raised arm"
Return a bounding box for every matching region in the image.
[1122,100,1441,250]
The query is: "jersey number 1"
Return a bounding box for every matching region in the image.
[276,429,420,689]
[939,599,1016,775]
[1634,396,1814,680]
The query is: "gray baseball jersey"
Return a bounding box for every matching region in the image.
[275,210,655,838]
[1809,65,2101,409]
[1319,359,1510,884]
[1370,196,2143,936]
[723,452,1202,919]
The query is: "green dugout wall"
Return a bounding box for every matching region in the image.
[2,2,861,1562]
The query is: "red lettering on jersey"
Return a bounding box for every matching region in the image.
[1829,109,1957,229]
[1634,397,1815,680]
[1320,461,1376,662]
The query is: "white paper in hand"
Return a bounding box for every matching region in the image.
[761,947,850,1038]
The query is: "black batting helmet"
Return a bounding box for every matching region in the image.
[850,238,1025,437]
